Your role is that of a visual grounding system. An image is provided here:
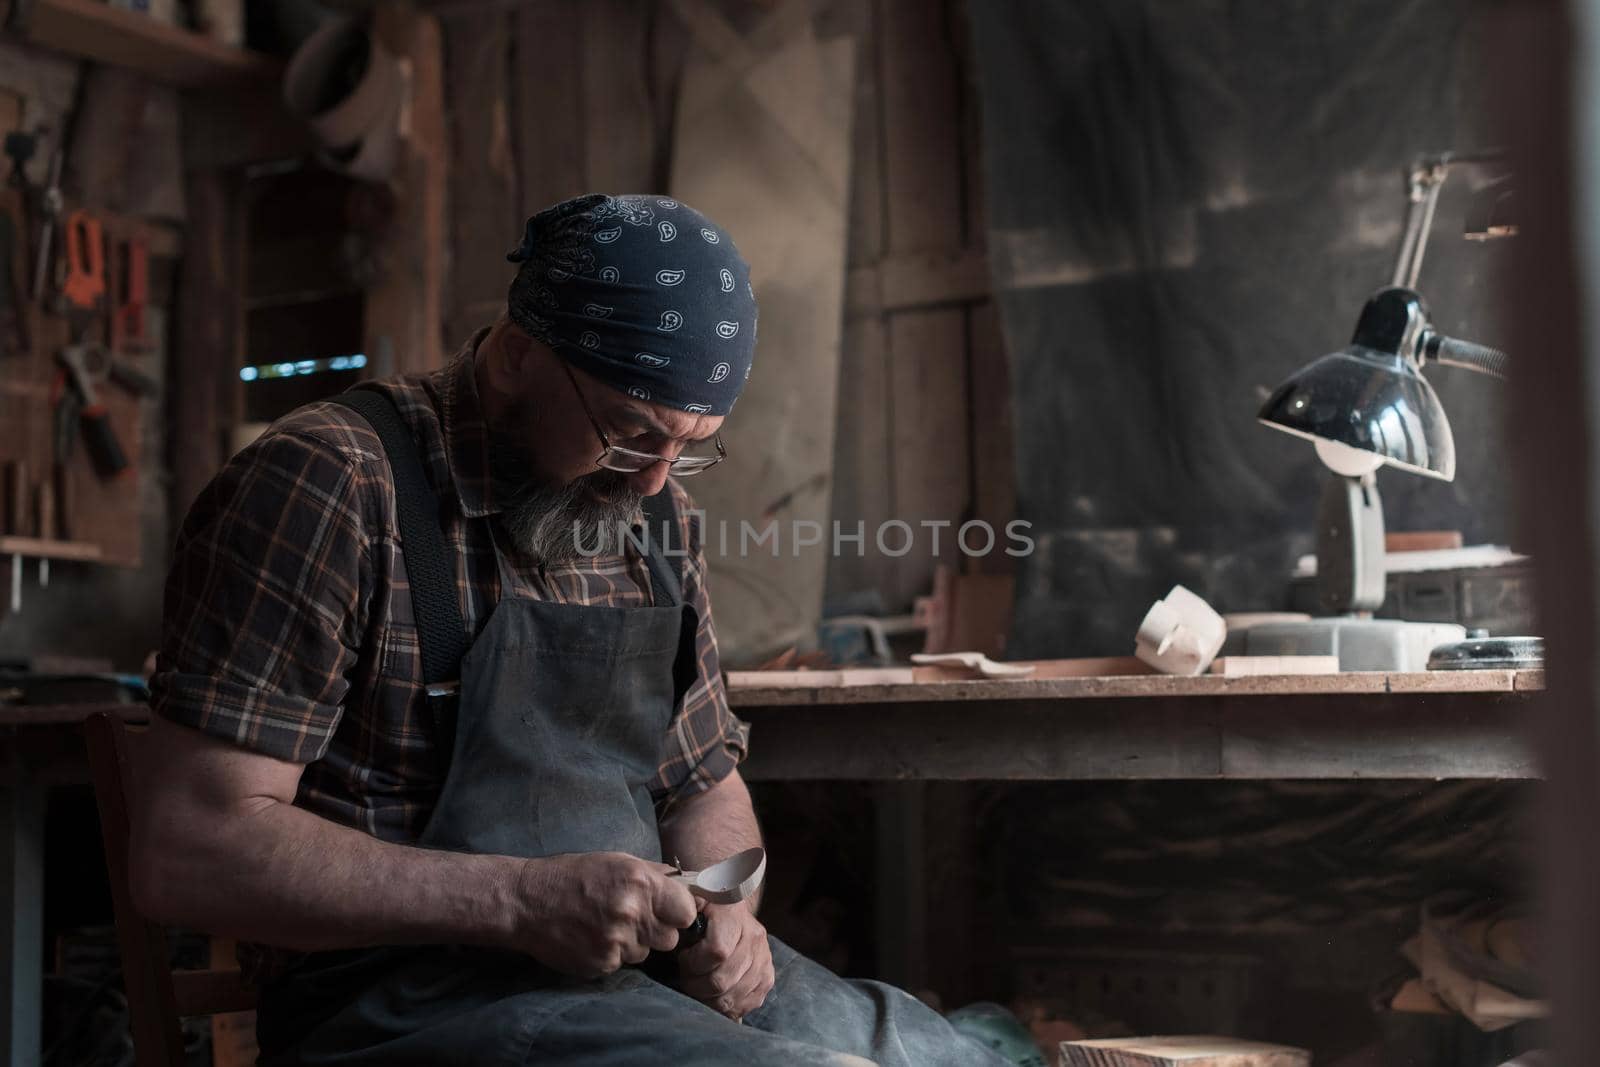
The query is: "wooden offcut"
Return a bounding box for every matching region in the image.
[1060,1035,1309,1066]
[1209,656,1340,678]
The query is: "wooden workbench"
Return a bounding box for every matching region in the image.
[729,669,1545,781]
[730,668,1546,994]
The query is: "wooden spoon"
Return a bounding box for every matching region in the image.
[668,847,767,904]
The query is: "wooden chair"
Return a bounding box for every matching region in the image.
[84,710,257,1066]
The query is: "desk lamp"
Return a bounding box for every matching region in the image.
[1249,154,1512,670]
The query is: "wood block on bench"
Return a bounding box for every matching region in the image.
[1060,1035,1310,1066]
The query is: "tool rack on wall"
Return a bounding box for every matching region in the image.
[0,186,164,594]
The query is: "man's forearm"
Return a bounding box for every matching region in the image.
[134,795,525,953]
[658,768,764,911]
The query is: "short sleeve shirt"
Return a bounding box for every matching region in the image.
[150,332,748,847]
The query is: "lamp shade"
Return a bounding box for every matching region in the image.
[1258,343,1455,481]
[1258,287,1456,481]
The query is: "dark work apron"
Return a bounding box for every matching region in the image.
[255,389,700,1062]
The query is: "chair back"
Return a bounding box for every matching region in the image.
[84,710,256,1067]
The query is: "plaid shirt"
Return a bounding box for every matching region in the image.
[151,332,748,847]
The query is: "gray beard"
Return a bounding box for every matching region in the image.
[485,392,644,564]
[497,477,644,564]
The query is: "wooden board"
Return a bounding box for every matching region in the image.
[967,299,1015,555]
[726,666,1537,706]
[826,311,891,604]
[669,20,857,663]
[442,10,519,344]
[886,306,969,608]
[171,169,241,523]
[514,3,587,208]
[0,537,101,562]
[366,3,447,375]
[1061,1035,1309,1067]
[877,0,962,254]
[14,0,278,88]
[582,0,656,192]
[1209,656,1340,678]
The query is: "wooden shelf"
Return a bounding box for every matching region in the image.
[7,0,280,88]
[0,536,102,562]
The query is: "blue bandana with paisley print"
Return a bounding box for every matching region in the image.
[506,193,758,416]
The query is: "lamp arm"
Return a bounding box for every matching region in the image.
[1420,332,1509,380]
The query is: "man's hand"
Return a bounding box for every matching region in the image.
[676,901,775,1020]
[512,852,698,978]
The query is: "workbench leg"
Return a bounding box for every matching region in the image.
[875,783,928,995]
[0,786,43,1067]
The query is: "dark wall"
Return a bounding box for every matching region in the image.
[971,0,1513,656]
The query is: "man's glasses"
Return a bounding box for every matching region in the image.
[560,360,727,477]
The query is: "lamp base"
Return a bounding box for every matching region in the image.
[1227,616,1466,672]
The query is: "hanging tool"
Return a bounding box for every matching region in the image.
[50,368,78,540]
[4,127,42,323]
[77,341,158,398]
[30,65,88,307]
[2,127,40,192]
[57,344,128,478]
[59,210,105,313]
[111,235,149,353]
[2,460,26,537]
[0,199,28,356]
[30,138,63,304]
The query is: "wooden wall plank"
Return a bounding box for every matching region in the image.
[443,11,518,343]
[818,0,885,266]
[966,299,1014,567]
[172,169,241,526]
[887,307,969,608]
[827,315,892,607]
[582,0,656,193]
[514,2,587,210]
[874,0,975,610]
[877,0,962,254]
[367,3,447,374]
[950,0,986,248]
[820,0,893,611]
[1491,1,1600,1058]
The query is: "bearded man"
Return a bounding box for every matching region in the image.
[135,194,1009,1066]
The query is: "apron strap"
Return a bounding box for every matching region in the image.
[329,388,469,704]
[640,486,684,607]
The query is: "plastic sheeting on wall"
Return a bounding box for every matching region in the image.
[969,0,1516,656]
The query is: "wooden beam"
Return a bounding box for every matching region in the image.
[513,2,586,209]
[966,299,1015,560]
[171,168,241,523]
[735,692,1539,781]
[9,0,278,88]
[846,248,991,315]
[1492,0,1600,1061]
[887,307,969,608]
[877,0,962,255]
[366,3,448,374]
[0,537,101,562]
[581,0,654,192]
[443,9,518,341]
